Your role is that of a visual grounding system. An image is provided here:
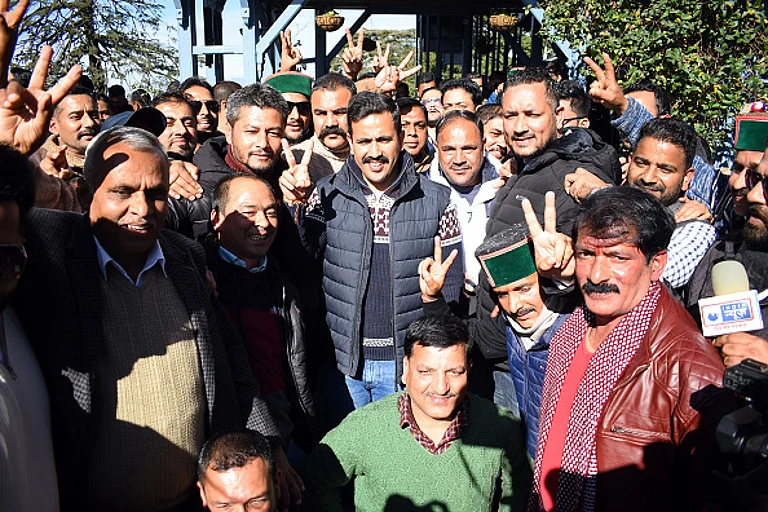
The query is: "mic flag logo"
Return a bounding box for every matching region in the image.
[699,290,764,337]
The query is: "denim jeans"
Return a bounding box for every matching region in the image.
[493,369,520,419]
[345,359,398,410]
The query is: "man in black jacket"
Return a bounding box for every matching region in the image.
[206,173,318,453]
[476,68,621,398]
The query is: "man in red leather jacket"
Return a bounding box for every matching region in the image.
[525,187,726,512]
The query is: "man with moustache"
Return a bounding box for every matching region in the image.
[265,72,313,146]
[279,92,464,417]
[421,87,444,144]
[396,97,432,173]
[180,77,222,144]
[564,118,718,290]
[686,140,768,367]
[526,187,725,512]
[194,84,291,196]
[427,110,499,290]
[40,84,102,175]
[290,73,356,178]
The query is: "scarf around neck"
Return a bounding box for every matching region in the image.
[530,281,662,512]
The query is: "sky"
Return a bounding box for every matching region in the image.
[159,0,415,83]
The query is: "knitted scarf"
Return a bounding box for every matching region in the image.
[224,145,254,175]
[530,281,662,512]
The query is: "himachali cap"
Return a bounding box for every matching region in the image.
[264,72,312,98]
[475,224,537,288]
[734,102,768,152]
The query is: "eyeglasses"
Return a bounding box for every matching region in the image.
[562,116,587,125]
[287,101,311,116]
[422,98,442,107]
[0,244,26,280]
[188,100,220,114]
[745,168,768,196]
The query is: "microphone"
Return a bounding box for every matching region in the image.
[699,261,764,337]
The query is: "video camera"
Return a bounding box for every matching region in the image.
[716,358,768,477]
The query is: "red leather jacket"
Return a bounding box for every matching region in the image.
[594,286,725,511]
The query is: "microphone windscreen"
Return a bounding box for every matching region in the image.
[711,260,750,296]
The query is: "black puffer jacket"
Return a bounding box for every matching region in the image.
[476,128,621,368]
[486,127,622,237]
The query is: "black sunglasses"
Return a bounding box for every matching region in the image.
[287,101,311,116]
[745,168,768,196]
[189,99,220,114]
[0,244,26,280]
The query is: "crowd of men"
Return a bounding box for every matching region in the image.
[0,1,767,510]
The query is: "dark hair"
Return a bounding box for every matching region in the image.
[180,76,215,96]
[96,92,108,102]
[395,97,427,119]
[107,84,125,97]
[54,85,96,118]
[638,117,697,170]
[226,83,290,126]
[212,173,276,214]
[420,86,441,99]
[556,80,591,118]
[213,81,243,103]
[475,103,502,124]
[503,67,558,112]
[416,72,436,86]
[623,79,672,117]
[197,430,273,483]
[131,88,151,108]
[573,187,675,263]
[435,109,483,140]
[311,73,357,97]
[0,145,36,224]
[404,314,470,357]
[347,91,400,137]
[152,91,195,111]
[439,78,482,109]
[9,66,31,88]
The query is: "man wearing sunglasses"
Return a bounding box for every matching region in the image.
[265,72,313,146]
[0,146,59,510]
[686,129,768,368]
[556,80,591,131]
[180,76,222,145]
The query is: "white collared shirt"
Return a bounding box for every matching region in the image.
[94,236,167,287]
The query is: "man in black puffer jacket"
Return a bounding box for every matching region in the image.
[476,68,622,394]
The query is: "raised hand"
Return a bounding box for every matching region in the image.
[521,191,575,279]
[0,0,29,87]
[584,52,629,115]
[278,138,314,204]
[279,29,302,72]
[372,40,390,74]
[39,144,75,180]
[418,236,458,301]
[674,198,713,224]
[374,50,421,95]
[0,45,82,156]
[341,27,364,80]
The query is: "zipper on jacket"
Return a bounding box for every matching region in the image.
[349,201,372,376]
[0,313,16,380]
[389,201,399,389]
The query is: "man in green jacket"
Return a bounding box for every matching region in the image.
[307,314,532,511]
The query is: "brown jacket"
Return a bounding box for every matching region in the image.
[594,286,726,511]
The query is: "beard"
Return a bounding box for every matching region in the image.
[744,204,768,251]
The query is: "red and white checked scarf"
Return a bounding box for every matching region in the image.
[530,281,662,512]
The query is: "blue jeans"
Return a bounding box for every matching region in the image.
[493,369,520,420]
[345,359,398,410]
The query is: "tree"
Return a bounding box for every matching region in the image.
[14,0,178,93]
[540,0,768,154]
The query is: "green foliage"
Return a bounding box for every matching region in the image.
[15,0,178,93]
[541,0,768,153]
